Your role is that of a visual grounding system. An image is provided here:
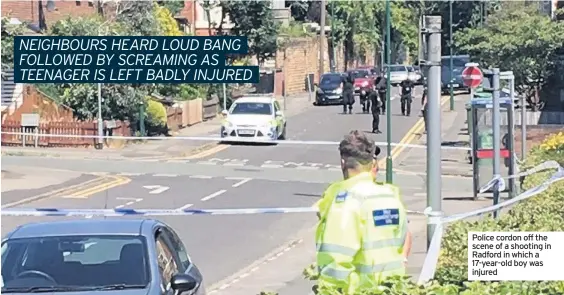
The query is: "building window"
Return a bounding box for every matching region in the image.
[76,1,81,6]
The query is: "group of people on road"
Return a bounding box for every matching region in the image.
[340,71,428,135]
[313,130,413,294]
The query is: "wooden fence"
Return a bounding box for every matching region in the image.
[1,120,130,147]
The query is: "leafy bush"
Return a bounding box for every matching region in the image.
[145,99,167,135]
[293,133,564,295]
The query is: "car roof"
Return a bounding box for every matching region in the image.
[234,96,275,104]
[5,219,158,239]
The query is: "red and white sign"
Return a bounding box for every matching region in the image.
[462,65,483,88]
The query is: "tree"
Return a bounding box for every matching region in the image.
[454,4,564,104]
[116,0,160,36]
[1,16,25,71]
[156,0,185,16]
[220,0,279,64]
[154,3,183,36]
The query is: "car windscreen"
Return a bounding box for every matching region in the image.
[320,74,343,85]
[1,235,149,291]
[388,65,406,72]
[230,102,272,115]
[442,57,469,68]
[348,70,370,79]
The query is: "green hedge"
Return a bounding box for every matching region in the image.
[294,133,564,295]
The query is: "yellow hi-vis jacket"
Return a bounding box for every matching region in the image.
[315,172,408,294]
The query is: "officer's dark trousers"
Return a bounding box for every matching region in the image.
[342,93,353,113]
[372,106,380,131]
[401,96,412,116]
[378,92,386,113]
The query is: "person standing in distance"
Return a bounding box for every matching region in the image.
[368,86,382,134]
[375,72,387,115]
[342,74,355,114]
[421,82,428,132]
[315,131,411,294]
[400,78,415,116]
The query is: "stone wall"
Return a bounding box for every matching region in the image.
[275,37,374,96]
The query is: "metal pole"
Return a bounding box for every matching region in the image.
[319,0,326,81]
[385,0,393,183]
[222,83,227,111]
[424,15,442,249]
[492,68,501,218]
[449,0,454,111]
[330,1,337,73]
[519,80,526,160]
[97,83,103,149]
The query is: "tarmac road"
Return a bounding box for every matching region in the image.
[1,86,427,292]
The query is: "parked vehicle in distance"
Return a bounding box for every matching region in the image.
[407,66,424,85]
[385,65,409,86]
[441,55,471,94]
[356,66,379,77]
[221,96,287,142]
[315,72,345,106]
[347,69,374,98]
[1,219,207,295]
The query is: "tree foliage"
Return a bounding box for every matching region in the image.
[1,16,25,71]
[454,4,564,98]
[154,3,183,36]
[156,0,185,16]
[220,0,279,63]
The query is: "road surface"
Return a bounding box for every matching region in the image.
[2,88,427,293]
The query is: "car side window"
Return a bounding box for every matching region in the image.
[161,227,191,271]
[155,233,178,290]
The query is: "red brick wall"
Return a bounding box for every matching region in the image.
[2,0,98,28]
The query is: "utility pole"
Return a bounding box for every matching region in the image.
[423,15,442,249]
[319,0,326,81]
[97,83,104,149]
[449,0,454,111]
[492,68,501,218]
[385,0,393,183]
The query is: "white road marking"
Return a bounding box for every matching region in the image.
[116,197,143,201]
[167,160,190,163]
[143,185,170,194]
[228,177,252,187]
[190,175,213,179]
[153,173,178,177]
[261,164,284,168]
[197,161,218,165]
[201,189,227,201]
[297,166,320,170]
[223,163,245,166]
[115,204,125,209]
[176,203,193,210]
[117,172,143,176]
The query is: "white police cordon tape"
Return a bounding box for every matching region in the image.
[417,161,564,285]
[478,160,562,193]
[0,206,430,217]
[0,131,471,151]
[2,161,560,286]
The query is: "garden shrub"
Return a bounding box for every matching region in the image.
[296,132,564,295]
[145,99,167,135]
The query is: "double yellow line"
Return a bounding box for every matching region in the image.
[60,175,130,199]
[379,95,451,167]
[2,175,130,208]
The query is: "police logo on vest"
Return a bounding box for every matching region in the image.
[373,209,400,226]
[335,191,348,203]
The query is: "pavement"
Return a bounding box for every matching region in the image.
[1,86,438,295]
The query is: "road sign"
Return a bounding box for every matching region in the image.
[462,65,483,88]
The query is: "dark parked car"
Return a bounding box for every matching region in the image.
[1,219,206,295]
[441,55,471,94]
[315,72,345,105]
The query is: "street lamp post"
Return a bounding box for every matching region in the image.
[385,0,393,183]
[449,0,454,111]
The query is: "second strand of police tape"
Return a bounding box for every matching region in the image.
[3,161,562,284]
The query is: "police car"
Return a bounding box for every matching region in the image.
[220,96,287,142]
